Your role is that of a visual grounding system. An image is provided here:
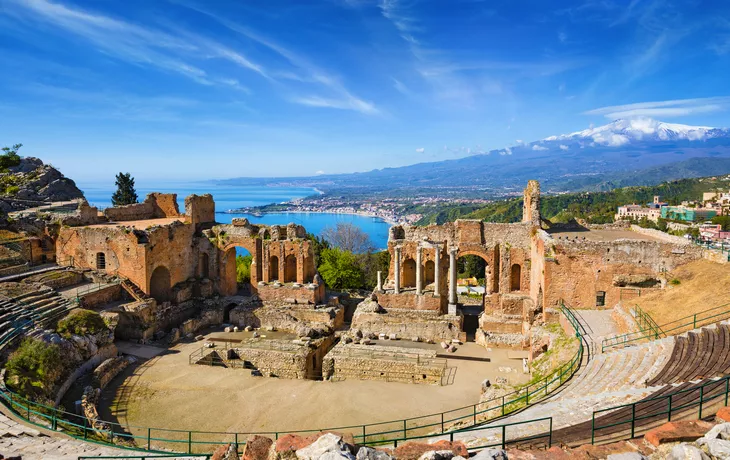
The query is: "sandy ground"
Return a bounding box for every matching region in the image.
[99,333,529,446]
[88,217,186,230]
[634,259,730,325]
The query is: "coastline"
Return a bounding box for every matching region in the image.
[221,209,399,226]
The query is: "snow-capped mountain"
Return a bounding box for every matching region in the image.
[543,118,729,147]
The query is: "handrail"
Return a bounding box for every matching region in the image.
[0,304,583,453]
[591,375,730,444]
[602,301,730,352]
[632,305,665,339]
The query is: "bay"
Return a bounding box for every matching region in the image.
[78,181,391,251]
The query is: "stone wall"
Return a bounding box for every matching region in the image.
[255,282,325,305]
[184,194,215,228]
[229,302,343,335]
[103,193,181,222]
[54,344,117,406]
[350,299,464,341]
[376,291,444,312]
[78,284,123,309]
[544,235,702,309]
[323,342,446,385]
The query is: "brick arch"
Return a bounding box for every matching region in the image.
[149,265,172,303]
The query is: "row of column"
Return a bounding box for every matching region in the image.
[386,245,457,307]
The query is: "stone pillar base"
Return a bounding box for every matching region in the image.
[448,303,458,315]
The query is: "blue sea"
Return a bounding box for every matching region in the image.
[79,181,391,251]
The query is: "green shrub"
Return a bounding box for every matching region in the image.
[57,309,108,336]
[6,338,63,399]
[4,185,19,195]
[318,248,364,290]
[236,254,252,284]
[670,278,681,286]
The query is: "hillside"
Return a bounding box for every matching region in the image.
[0,156,84,213]
[416,174,730,225]
[219,118,730,196]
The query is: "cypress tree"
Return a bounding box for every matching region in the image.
[111,172,138,206]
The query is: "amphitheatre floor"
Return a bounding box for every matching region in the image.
[99,331,528,446]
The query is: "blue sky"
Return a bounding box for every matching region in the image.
[1,0,730,182]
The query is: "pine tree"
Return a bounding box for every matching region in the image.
[111,172,138,206]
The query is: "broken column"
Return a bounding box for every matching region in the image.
[434,243,441,297]
[448,247,458,315]
[416,245,423,295]
[394,246,401,294]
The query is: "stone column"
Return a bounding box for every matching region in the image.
[394,246,401,294]
[416,246,423,295]
[485,267,492,295]
[448,248,458,315]
[376,271,383,292]
[434,245,441,297]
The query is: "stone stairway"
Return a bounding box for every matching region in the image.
[453,337,674,447]
[121,278,149,302]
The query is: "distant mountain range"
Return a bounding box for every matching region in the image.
[220,118,730,196]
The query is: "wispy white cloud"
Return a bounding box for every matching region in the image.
[290,95,379,115]
[559,144,569,150]
[415,147,424,153]
[585,97,730,119]
[532,144,548,151]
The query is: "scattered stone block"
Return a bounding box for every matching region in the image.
[704,422,730,440]
[717,407,730,423]
[233,326,239,332]
[667,443,709,460]
[356,446,392,459]
[360,338,372,345]
[440,341,449,349]
[389,333,398,340]
[224,327,231,333]
[418,451,454,460]
[252,331,260,338]
[471,448,508,460]
[243,435,273,460]
[379,333,387,340]
[245,326,253,332]
[606,453,647,460]
[195,334,204,341]
[344,337,353,344]
[393,440,468,460]
[447,345,457,353]
[644,420,715,446]
[451,339,461,344]
[412,336,421,342]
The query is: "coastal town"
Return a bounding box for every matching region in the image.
[226,193,494,225]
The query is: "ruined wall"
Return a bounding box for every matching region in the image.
[143,221,197,299]
[229,303,343,334]
[103,193,180,222]
[522,180,541,226]
[184,194,215,227]
[79,284,123,309]
[350,300,464,341]
[323,343,446,385]
[544,236,702,309]
[376,291,444,311]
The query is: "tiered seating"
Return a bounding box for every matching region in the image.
[456,338,675,446]
[0,288,76,348]
[548,377,729,447]
[647,322,730,386]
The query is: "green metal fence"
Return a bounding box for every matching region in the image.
[632,305,665,339]
[602,301,730,352]
[591,375,730,444]
[0,306,584,454]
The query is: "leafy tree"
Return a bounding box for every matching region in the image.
[6,338,64,399]
[306,233,330,266]
[236,254,252,284]
[712,215,730,231]
[111,172,138,206]
[358,250,390,290]
[0,143,22,172]
[57,309,108,336]
[321,222,374,254]
[457,254,486,280]
[318,247,364,290]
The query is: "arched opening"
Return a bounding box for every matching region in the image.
[457,253,489,341]
[424,260,435,286]
[269,256,279,281]
[510,264,522,292]
[150,266,171,303]
[284,254,297,283]
[224,303,237,323]
[402,258,417,288]
[198,253,209,279]
[95,252,106,270]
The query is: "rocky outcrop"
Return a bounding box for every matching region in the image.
[0,157,84,211]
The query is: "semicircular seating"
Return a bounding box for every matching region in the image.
[647,322,730,386]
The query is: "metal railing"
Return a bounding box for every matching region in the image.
[602,301,730,352]
[632,305,664,339]
[78,456,210,460]
[0,306,583,454]
[591,375,730,444]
